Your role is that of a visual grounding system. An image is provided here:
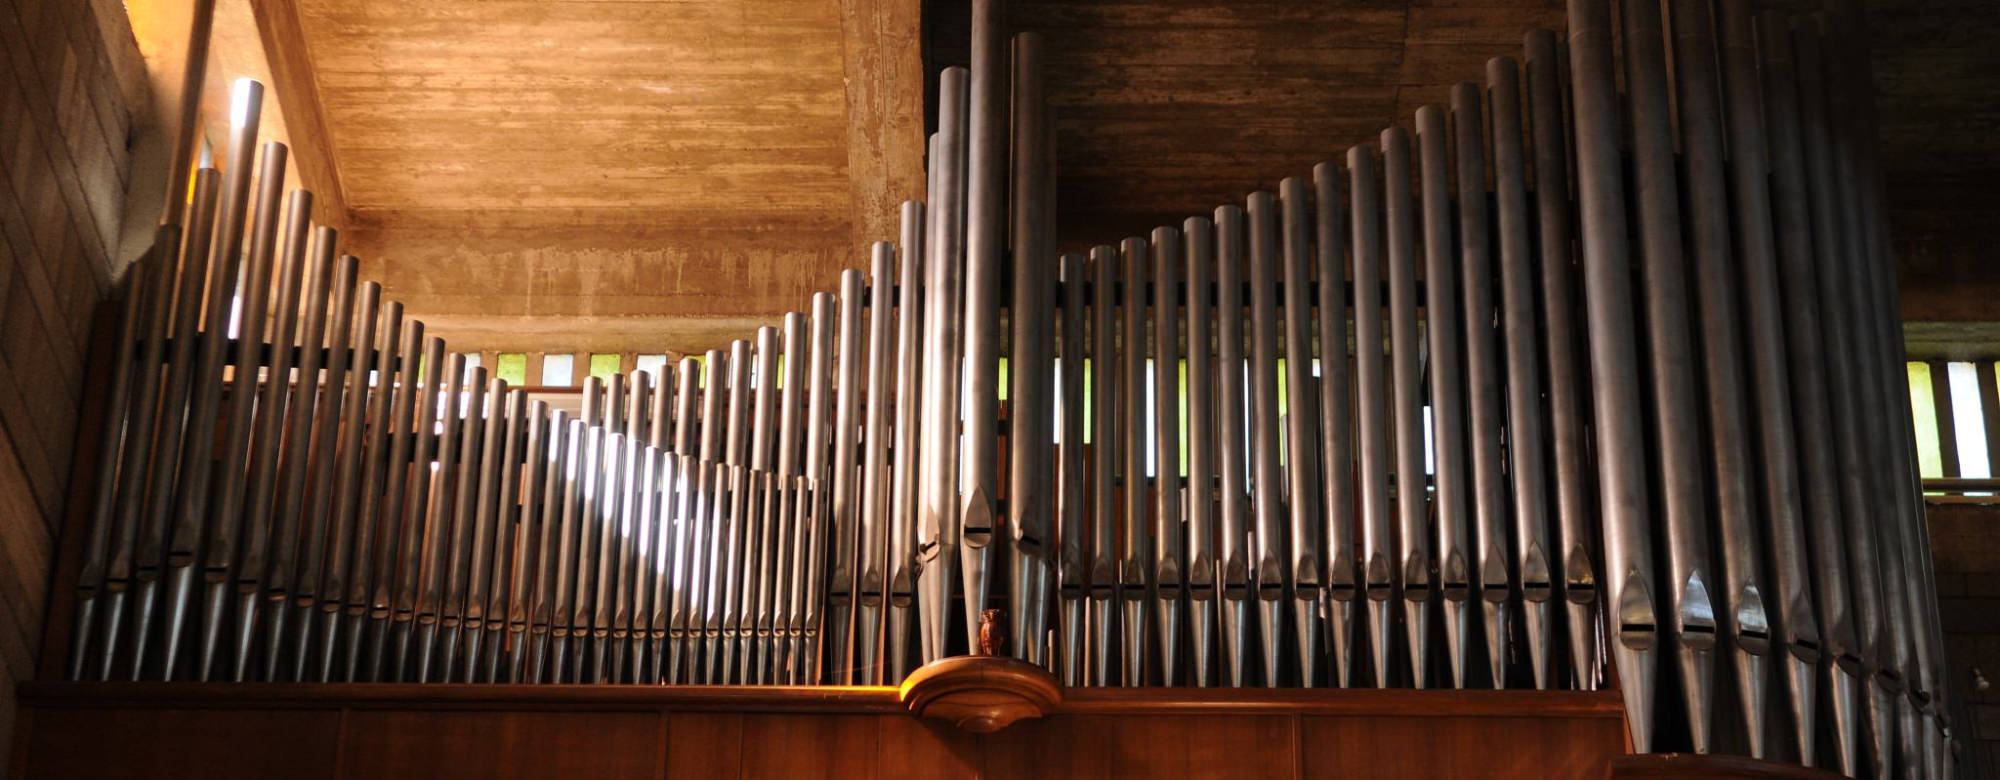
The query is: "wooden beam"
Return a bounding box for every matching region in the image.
[247,0,348,230]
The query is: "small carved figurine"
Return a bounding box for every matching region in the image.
[977,608,1008,656]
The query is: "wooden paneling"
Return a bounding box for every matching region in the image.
[343,710,660,779]
[0,0,139,767]
[290,0,925,352]
[11,682,1630,779]
[16,708,340,780]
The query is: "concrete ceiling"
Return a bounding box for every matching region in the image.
[273,0,1997,352]
[280,0,923,353]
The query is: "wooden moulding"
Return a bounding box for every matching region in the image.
[896,655,1062,733]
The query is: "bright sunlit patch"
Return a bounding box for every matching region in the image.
[229,79,258,129]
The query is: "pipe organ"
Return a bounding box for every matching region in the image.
[59,0,1951,776]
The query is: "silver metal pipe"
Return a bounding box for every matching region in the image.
[622,371,655,682]
[338,299,398,681]
[650,361,673,451]
[888,202,925,683]
[1486,58,1553,691]
[1278,180,1323,688]
[1524,27,1600,694]
[718,339,751,682]
[358,318,418,680]
[486,388,528,683]
[861,244,898,683]
[461,377,510,680]
[1755,13,1861,769]
[1245,195,1284,688]
[1088,244,1120,686]
[1181,219,1217,689]
[1666,0,1777,754]
[414,354,470,683]
[918,68,969,667]
[436,368,489,681]
[1312,162,1357,690]
[1211,209,1250,689]
[1416,106,1472,690]
[1799,17,1906,771]
[716,338,752,680]
[746,329,780,682]
[442,364,491,681]
[386,335,444,681]
[1058,250,1091,686]
[510,399,551,683]
[1568,0,1661,750]
[262,223,340,682]
[1449,84,1511,691]
[98,170,214,682]
[829,271,866,682]
[799,294,833,682]
[590,425,625,683]
[473,382,521,680]
[773,313,807,683]
[171,143,286,681]
[1120,235,1153,686]
[226,185,311,682]
[1009,32,1055,671]
[558,418,599,682]
[157,129,270,684]
[72,221,173,681]
[666,451,696,683]
[1346,146,1396,689]
[133,82,260,683]
[595,431,631,683]
[1381,127,1431,690]
[1150,226,1185,686]
[961,0,1006,661]
[1626,0,1723,749]
[295,257,362,682]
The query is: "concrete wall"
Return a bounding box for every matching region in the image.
[0,0,141,766]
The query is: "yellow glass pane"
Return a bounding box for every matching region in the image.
[589,353,622,381]
[1908,362,1943,479]
[496,353,528,386]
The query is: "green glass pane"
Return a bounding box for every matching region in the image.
[998,357,1010,402]
[1178,359,1190,477]
[1082,358,1094,444]
[1908,362,1943,479]
[589,353,622,381]
[496,353,528,386]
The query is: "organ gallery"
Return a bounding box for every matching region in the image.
[3,0,1994,777]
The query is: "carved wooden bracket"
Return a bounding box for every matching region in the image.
[897,655,1062,733]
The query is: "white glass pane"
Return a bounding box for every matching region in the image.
[636,354,668,379]
[1948,362,1991,478]
[1144,359,1156,478]
[542,354,576,386]
[1422,405,1436,477]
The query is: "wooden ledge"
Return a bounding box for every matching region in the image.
[14,681,905,713]
[1608,754,1848,779]
[898,656,1062,732]
[17,678,1624,723]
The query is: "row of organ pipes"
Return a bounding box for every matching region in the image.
[63,0,1951,776]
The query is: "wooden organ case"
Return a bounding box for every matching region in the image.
[9,0,1947,777]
